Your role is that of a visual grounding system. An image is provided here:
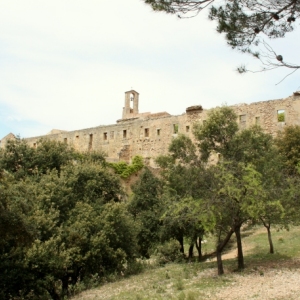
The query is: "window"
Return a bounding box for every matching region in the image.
[239,115,246,128]
[186,125,190,133]
[89,134,93,150]
[255,116,260,125]
[173,124,178,134]
[277,110,285,122]
[64,138,67,144]
[157,129,161,136]
[110,131,114,139]
[103,132,108,140]
[76,135,79,140]
[239,115,246,123]
[145,128,149,137]
[33,143,37,148]
[123,130,127,138]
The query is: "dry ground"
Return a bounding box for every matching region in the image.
[214,260,300,300]
[73,227,300,300]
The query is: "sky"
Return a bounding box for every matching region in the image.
[0,0,299,139]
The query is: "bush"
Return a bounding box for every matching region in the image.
[110,156,144,178]
[123,259,146,276]
[153,239,184,265]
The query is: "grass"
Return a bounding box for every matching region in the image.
[72,226,300,300]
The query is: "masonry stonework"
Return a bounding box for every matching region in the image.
[2,90,300,166]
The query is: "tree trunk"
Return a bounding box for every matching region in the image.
[261,219,274,254]
[267,226,274,254]
[216,247,224,275]
[188,243,194,260]
[195,236,202,262]
[235,226,244,270]
[177,235,184,254]
[216,228,234,276]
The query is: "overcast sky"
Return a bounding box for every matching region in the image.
[1,0,299,139]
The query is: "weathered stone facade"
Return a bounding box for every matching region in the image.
[2,90,300,166]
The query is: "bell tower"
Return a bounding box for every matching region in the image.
[122,90,139,119]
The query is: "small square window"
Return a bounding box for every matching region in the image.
[157,129,161,136]
[123,130,127,138]
[186,125,190,132]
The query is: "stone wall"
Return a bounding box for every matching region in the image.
[2,91,300,166]
[231,94,300,134]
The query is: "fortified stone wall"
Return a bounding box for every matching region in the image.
[231,94,300,134]
[1,90,300,166]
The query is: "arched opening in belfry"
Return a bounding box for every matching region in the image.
[130,93,134,113]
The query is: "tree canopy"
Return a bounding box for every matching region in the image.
[0,139,139,299]
[155,105,291,275]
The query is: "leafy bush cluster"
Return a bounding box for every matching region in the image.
[109,155,144,178]
[154,239,184,265]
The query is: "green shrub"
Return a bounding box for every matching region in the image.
[110,161,128,175]
[154,239,184,265]
[110,156,144,178]
[124,260,146,276]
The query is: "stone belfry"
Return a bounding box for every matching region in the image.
[122,90,139,119]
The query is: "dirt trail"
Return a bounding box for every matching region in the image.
[210,227,266,261]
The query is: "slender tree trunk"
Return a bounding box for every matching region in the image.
[235,225,244,270]
[216,247,224,275]
[216,228,234,276]
[195,236,202,262]
[261,218,274,254]
[188,243,194,261]
[267,226,274,254]
[177,235,184,254]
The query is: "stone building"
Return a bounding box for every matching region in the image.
[1,90,300,166]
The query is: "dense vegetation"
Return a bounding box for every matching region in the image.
[1,109,300,299]
[0,139,137,299]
